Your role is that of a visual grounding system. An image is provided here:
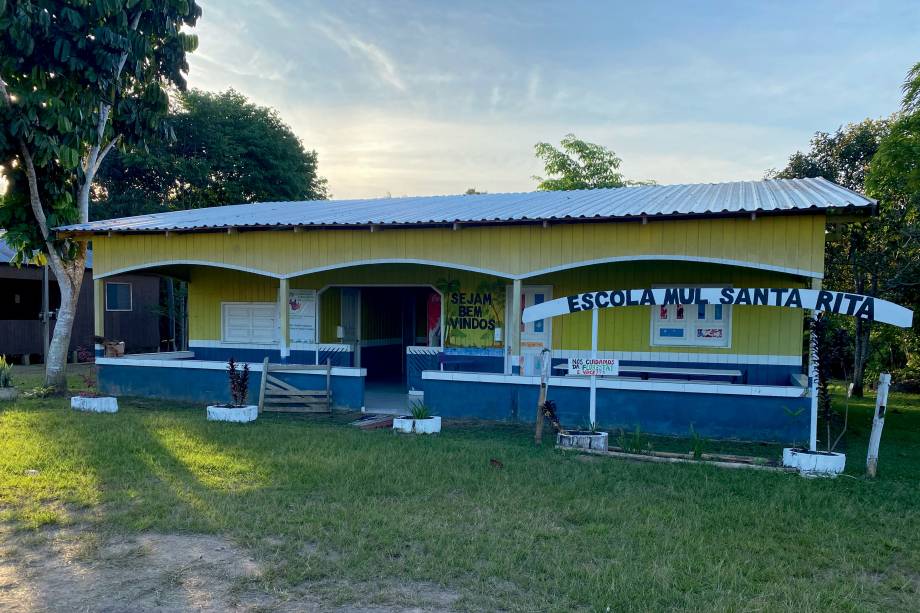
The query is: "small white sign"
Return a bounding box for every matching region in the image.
[568,358,619,376]
[288,289,317,343]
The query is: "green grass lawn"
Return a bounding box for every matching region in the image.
[2,366,920,611]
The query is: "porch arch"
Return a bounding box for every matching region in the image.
[517,255,822,280]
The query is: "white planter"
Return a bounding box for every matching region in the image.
[207,404,258,423]
[557,431,609,451]
[0,387,19,401]
[782,448,846,476]
[393,416,441,434]
[71,396,118,413]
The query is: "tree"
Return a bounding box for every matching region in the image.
[865,66,920,383]
[768,120,895,396]
[533,134,650,191]
[0,1,201,391]
[94,89,328,218]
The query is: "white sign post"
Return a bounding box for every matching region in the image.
[521,287,913,450]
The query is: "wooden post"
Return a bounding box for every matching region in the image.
[258,357,269,414]
[279,278,290,363]
[866,373,891,478]
[534,349,551,445]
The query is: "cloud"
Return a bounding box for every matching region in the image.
[312,16,406,92]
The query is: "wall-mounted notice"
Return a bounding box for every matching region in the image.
[568,358,619,377]
[288,289,317,343]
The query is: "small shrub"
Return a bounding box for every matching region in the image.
[0,356,12,388]
[689,424,707,460]
[410,401,431,420]
[617,425,651,455]
[23,386,55,399]
[227,358,250,406]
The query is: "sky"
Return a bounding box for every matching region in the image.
[187,0,920,200]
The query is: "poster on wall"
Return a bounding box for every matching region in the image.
[288,289,317,343]
[442,280,505,348]
[567,358,619,376]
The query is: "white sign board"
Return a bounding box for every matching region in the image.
[568,358,619,377]
[288,289,317,343]
[522,287,914,328]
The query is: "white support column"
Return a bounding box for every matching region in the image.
[93,279,105,358]
[510,278,522,375]
[589,307,598,425]
[279,278,290,362]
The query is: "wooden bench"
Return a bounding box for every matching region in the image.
[257,358,332,414]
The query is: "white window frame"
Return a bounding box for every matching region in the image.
[104,282,133,312]
[649,285,732,348]
[221,302,278,345]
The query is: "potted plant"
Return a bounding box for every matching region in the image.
[70,371,118,413]
[0,356,18,401]
[206,358,257,423]
[544,400,609,451]
[783,315,846,476]
[393,401,442,434]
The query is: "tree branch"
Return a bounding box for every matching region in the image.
[78,9,144,222]
[93,134,122,176]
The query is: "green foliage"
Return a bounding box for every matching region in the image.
[0,0,202,260]
[94,89,328,218]
[902,61,920,114]
[0,355,12,388]
[409,401,431,420]
[688,424,707,460]
[22,385,55,399]
[617,425,651,455]
[533,133,651,191]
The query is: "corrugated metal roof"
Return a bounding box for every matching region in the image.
[56,177,874,234]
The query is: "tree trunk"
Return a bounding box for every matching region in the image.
[44,255,86,392]
[851,319,871,397]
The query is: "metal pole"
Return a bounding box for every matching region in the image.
[590,307,598,425]
[41,264,50,360]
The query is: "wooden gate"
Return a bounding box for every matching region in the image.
[257,358,332,414]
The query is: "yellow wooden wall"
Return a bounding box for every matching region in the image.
[90,214,827,280]
[535,262,805,357]
[188,267,277,341]
[187,261,805,358]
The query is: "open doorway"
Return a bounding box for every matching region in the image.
[325,285,441,412]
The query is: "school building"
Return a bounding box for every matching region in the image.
[56,177,876,442]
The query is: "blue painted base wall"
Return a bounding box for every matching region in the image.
[99,363,365,409]
[423,379,810,443]
[191,346,352,367]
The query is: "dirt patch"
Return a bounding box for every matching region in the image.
[0,526,460,612]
